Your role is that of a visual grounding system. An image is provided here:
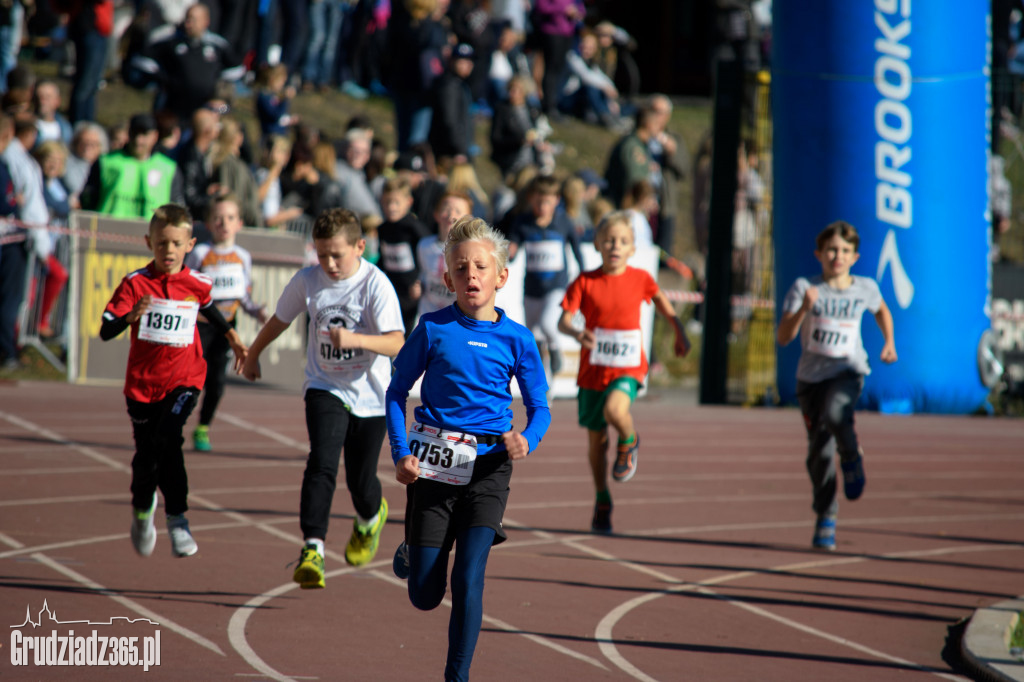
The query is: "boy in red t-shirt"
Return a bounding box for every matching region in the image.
[558,210,690,533]
[100,204,247,558]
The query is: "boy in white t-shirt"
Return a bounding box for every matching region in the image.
[185,194,268,452]
[777,220,897,551]
[242,209,405,588]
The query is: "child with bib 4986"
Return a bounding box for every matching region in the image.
[558,210,690,534]
[386,216,550,682]
[776,220,897,551]
[186,194,269,452]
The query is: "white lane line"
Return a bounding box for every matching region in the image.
[635,511,1024,538]
[0,517,300,559]
[29,552,225,656]
[591,542,1024,681]
[694,585,967,682]
[0,485,300,511]
[216,413,308,452]
[509,489,1024,511]
[365,568,608,671]
[0,411,128,472]
[227,578,306,682]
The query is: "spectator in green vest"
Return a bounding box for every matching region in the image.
[80,113,184,219]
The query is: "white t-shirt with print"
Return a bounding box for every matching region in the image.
[782,275,883,383]
[275,259,404,416]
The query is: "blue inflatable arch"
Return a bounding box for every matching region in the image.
[772,0,991,414]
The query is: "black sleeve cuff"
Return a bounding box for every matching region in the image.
[200,302,234,337]
[99,311,129,341]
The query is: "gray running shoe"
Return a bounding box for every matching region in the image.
[167,515,198,557]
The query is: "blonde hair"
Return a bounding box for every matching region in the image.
[508,74,536,97]
[32,140,68,175]
[361,213,383,236]
[210,117,242,169]
[312,141,337,180]
[594,209,634,243]
[406,0,436,22]
[444,216,510,271]
[561,176,585,218]
[447,163,489,208]
[255,63,288,90]
[150,203,193,234]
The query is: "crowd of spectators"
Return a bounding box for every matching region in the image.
[0,0,692,373]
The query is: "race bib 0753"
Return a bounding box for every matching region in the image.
[408,423,477,486]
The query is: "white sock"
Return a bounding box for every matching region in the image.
[356,512,379,532]
[304,538,324,556]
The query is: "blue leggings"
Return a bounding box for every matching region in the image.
[408,526,496,682]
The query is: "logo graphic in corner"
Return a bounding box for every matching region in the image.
[10,600,162,671]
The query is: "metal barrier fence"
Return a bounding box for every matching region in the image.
[993,66,1024,265]
[17,230,72,372]
[1,222,73,373]
[724,70,777,406]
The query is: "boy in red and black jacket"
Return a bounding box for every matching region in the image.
[100,203,246,558]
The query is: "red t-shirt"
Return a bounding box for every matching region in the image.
[104,262,213,403]
[562,266,659,390]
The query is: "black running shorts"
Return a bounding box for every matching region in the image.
[407,452,512,549]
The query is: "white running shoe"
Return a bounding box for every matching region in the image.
[167,515,198,557]
[130,494,158,557]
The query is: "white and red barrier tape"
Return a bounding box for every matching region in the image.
[0,217,306,264]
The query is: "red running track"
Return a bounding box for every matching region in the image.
[1,380,1022,681]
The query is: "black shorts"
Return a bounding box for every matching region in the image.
[407,452,512,550]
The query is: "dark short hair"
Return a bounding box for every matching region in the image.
[312,208,362,243]
[528,174,560,197]
[816,220,860,252]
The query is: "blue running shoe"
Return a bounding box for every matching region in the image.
[841,452,865,501]
[812,515,836,551]
[393,542,410,580]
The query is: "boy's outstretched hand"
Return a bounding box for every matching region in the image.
[396,454,420,485]
[241,355,261,381]
[226,330,248,373]
[503,429,529,460]
[672,317,692,357]
[880,341,898,364]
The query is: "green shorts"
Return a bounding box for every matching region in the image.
[577,377,640,431]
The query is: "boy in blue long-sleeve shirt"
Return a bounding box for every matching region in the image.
[386,216,550,682]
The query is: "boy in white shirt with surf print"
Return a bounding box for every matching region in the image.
[777,220,897,551]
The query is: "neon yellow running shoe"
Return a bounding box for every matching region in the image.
[193,425,211,452]
[293,544,325,589]
[345,498,388,566]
